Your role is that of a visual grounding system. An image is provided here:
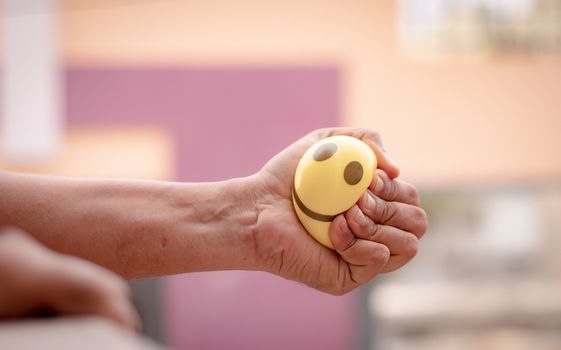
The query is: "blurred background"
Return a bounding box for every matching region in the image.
[1,0,560,349]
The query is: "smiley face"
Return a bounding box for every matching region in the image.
[292,135,376,248]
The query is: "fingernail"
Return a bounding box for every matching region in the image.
[375,176,384,193]
[366,192,376,211]
[353,206,367,225]
[386,154,399,168]
[339,216,348,232]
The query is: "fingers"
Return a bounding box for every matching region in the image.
[370,170,420,206]
[0,228,50,317]
[320,127,400,179]
[329,215,390,285]
[0,227,140,331]
[44,256,141,331]
[344,205,419,272]
[357,191,428,239]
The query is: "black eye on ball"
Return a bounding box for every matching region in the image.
[313,143,337,161]
[344,161,363,185]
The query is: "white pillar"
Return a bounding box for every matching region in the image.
[1,0,63,164]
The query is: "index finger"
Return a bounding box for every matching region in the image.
[369,170,420,206]
[322,127,400,179]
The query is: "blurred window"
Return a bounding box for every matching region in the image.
[398,0,561,57]
[367,185,561,350]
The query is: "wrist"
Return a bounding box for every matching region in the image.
[171,175,263,272]
[245,170,289,275]
[216,175,263,271]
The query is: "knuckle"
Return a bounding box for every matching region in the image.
[376,168,388,176]
[339,233,358,254]
[380,201,391,221]
[370,251,385,267]
[368,221,381,240]
[385,181,399,201]
[353,275,369,286]
[350,209,369,233]
[403,237,419,259]
[382,201,398,224]
[349,268,370,286]
[412,208,429,236]
[317,128,332,138]
[328,271,354,296]
[99,268,129,292]
[374,197,389,220]
[357,217,370,231]
[376,170,388,185]
[366,129,381,140]
[331,285,350,296]
[91,275,130,303]
[93,282,122,302]
[408,187,421,206]
[60,279,112,309]
[370,244,390,266]
[377,174,398,201]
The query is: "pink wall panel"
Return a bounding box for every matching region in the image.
[166,271,356,350]
[67,68,340,180]
[66,67,354,350]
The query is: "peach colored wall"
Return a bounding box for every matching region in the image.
[58,0,561,187]
[0,126,174,180]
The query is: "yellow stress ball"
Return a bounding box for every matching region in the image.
[292,135,377,249]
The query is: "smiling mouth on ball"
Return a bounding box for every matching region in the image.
[293,187,338,222]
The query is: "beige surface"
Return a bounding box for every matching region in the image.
[0,126,175,180]
[370,188,561,350]
[371,279,561,350]
[371,279,561,332]
[0,317,166,350]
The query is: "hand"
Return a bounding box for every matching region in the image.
[253,128,427,295]
[0,227,140,330]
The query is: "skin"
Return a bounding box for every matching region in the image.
[0,227,140,330]
[0,127,427,330]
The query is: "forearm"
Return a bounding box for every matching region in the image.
[0,171,259,279]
